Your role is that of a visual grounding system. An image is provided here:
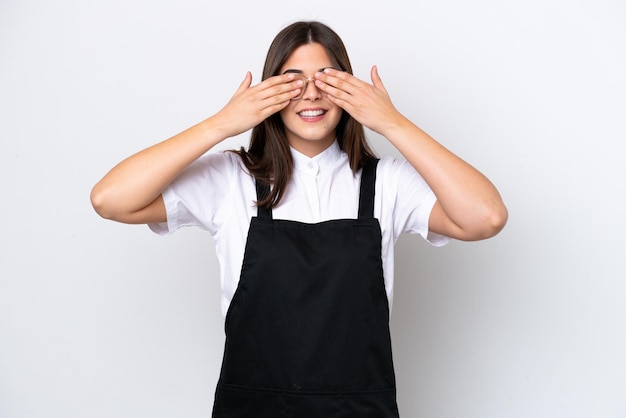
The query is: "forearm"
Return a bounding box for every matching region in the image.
[90,116,228,221]
[383,115,508,240]
[91,71,304,223]
[315,66,507,239]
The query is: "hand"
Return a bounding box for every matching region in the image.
[314,66,404,136]
[214,72,303,138]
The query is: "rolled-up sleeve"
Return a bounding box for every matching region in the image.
[147,152,236,236]
[379,156,450,247]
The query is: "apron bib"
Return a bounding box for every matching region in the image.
[212,158,399,417]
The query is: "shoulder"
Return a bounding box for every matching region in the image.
[180,150,251,181]
[193,150,243,170]
[374,154,432,201]
[376,155,419,179]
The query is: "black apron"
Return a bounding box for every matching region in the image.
[212,158,399,417]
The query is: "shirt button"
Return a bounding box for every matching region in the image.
[307,162,314,169]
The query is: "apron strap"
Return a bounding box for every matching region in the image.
[254,157,379,220]
[255,180,272,219]
[358,158,379,219]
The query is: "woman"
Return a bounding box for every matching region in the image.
[91,20,507,418]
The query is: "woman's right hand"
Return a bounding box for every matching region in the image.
[90,73,301,224]
[213,72,303,138]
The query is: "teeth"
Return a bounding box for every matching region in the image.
[299,109,325,117]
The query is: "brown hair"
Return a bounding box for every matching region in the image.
[233,21,376,208]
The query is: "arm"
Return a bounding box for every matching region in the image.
[316,67,508,241]
[90,72,303,224]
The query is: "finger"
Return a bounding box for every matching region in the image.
[313,73,350,102]
[258,73,299,90]
[235,71,253,94]
[370,65,388,93]
[256,76,304,111]
[370,65,381,87]
[264,88,302,108]
[318,68,357,93]
[258,89,305,118]
[315,78,349,102]
[257,73,303,101]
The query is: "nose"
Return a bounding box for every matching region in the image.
[302,76,321,100]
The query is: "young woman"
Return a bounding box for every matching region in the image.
[91,20,507,418]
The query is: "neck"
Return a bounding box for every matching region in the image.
[288,136,335,158]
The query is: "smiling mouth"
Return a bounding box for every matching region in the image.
[298,109,326,118]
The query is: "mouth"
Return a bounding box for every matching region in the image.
[297,109,327,119]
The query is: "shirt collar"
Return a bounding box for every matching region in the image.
[290,141,341,174]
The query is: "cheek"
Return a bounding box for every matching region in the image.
[328,109,343,127]
[279,107,293,124]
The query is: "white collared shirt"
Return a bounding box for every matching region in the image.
[149,141,449,317]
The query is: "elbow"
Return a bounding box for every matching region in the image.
[474,202,509,240]
[90,183,164,224]
[487,203,508,237]
[90,183,117,220]
[434,198,508,242]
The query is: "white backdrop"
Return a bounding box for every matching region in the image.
[1,0,625,417]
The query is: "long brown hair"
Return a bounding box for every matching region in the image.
[232,21,377,208]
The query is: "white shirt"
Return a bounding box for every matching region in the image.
[149,141,449,317]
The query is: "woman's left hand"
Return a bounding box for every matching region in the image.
[314,66,404,135]
[318,66,508,241]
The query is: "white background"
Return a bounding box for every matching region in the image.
[1,0,625,417]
